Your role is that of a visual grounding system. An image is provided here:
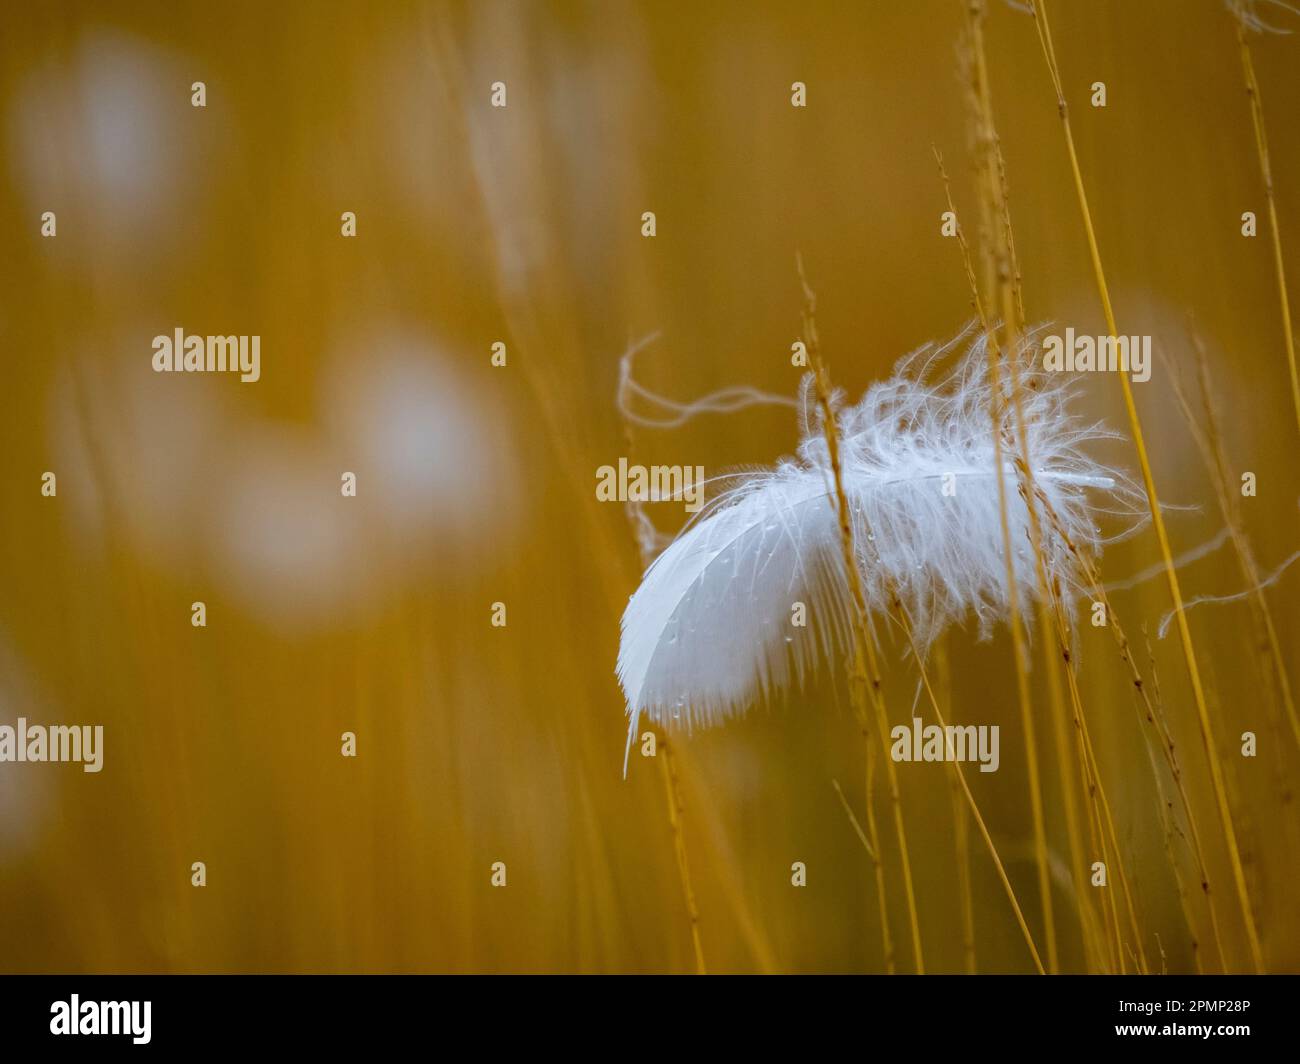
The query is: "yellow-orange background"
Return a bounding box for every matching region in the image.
[1,0,1297,972]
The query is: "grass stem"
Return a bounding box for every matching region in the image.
[1030,0,1264,973]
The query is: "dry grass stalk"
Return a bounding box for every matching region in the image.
[933,641,979,973]
[659,737,707,974]
[1036,488,1228,971]
[797,259,1044,971]
[1029,0,1265,973]
[1167,338,1300,752]
[833,776,897,973]
[937,130,1115,968]
[799,257,924,974]
[618,355,708,977]
[1230,1,1300,437]
[1142,632,1207,974]
[961,1,1060,972]
[885,589,1047,973]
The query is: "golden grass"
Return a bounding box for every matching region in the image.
[961,1,1060,972]
[619,341,710,977]
[1036,488,1228,971]
[1231,1,1300,438]
[1171,338,1300,752]
[659,738,707,974]
[1031,0,1265,974]
[801,258,925,974]
[933,641,978,974]
[803,256,1045,973]
[6,0,1297,978]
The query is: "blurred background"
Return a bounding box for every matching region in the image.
[1,0,1297,972]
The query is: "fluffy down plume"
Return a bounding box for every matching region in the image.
[616,323,1142,771]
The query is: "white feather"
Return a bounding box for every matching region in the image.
[616,324,1141,771]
